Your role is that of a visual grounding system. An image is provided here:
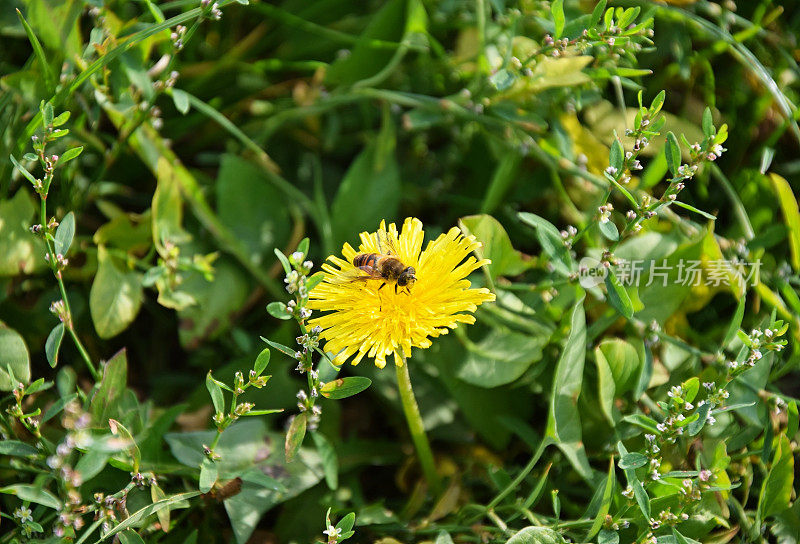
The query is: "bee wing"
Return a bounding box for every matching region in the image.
[377,230,401,256]
[328,267,380,285]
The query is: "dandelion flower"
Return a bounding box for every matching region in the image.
[308,217,495,368]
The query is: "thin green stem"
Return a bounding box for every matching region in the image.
[395,360,441,496]
[40,199,99,380]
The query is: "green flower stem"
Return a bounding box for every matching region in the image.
[396,360,441,495]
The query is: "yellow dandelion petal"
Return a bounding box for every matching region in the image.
[308,217,495,368]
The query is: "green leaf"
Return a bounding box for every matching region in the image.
[336,511,356,533]
[90,348,128,424]
[216,155,290,265]
[757,434,794,521]
[0,189,46,276]
[460,214,530,279]
[587,459,616,539]
[505,526,565,544]
[330,121,401,245]
[552,0,565,39]
[518,212,574,276]
[687,402,710,436]
[320,377,372,399]
[0,324,31,391]
[618,452,648,469]
[622,413,660,434]
[74,448,110,481]
[597,529,619,544]
[54,211,75,256]
[285,412,307,463]
[489,69,517,91]
[0,440,38,457]
[722,298,746,348]
[617,442,650,519]
[90,246,143,338]
[458,328,547,388]
[589,0,607,27]
[649,90,666,115]
[42,101,54,127]
[609,139,624,172]
[172,88,190,114]
[665,132,681,176]
[545,293,593,481]
[671,200,716,220]
[152,157,188,248]
[16,9,55,93]
[702,107,714,138]
[59,146,83,164]
[312,432,338,490]
[109,418,141,473]
[604,270,633,319]
[45,322,65,368]
[254,348,271,375]
[205,372,225,414]
[598,220,619,241]
[0,484,60,509]
[266,301,291,320]
[199,458,218,493]
[101,491,201,541]
[261,337,296,358]
[787,401,798,440]
[118,530,147,544]
[770,173,800,271]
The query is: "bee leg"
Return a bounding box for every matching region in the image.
[378,282,387,291]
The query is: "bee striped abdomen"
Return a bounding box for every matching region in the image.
[353,253,378,269]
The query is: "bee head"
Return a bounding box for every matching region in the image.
[397,267,417,288]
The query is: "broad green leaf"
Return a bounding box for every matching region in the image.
[199,458,218,493]
[177,259,249,348]
[74,448,110,481]
[518,212,574,276]
[254,348,271,375]
[285,412,307,463]
[604,269,633,319]
[45,323,64,368]
[460,214,530,279]
[552,0,565,38]
[206,371,225,414]
[152,157,189,249]
[770,173,800,271]
[90,349,128,424]
[0,189,46,276]
[587,459,616,539]
[0,324,31,391]
[505,526,565,544]
[618,452,648,469]
[599,220,619,241]
[617,442,650,518]
[172,88,190,114]
[609,139,624,172]
[458,328,547,387]
[266,301,292,320]
[598,530,619,544]
[118,530,146,544]
[60,146,83,164]
[757,434,794,520]
[665,132,681,175]
[0,484,60,509]
[320,377,372,399]
[109,418,141,473]
[312,432,338,490]
[687,402,710,436]
[216,155,290,265]
[0,440,38,457]
[490,69,516,91]
[331,121,401,245]
[90,246,143,338]
[545,292,593,481]
[54,211,75,256]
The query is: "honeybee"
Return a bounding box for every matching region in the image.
[350,232,417,294]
